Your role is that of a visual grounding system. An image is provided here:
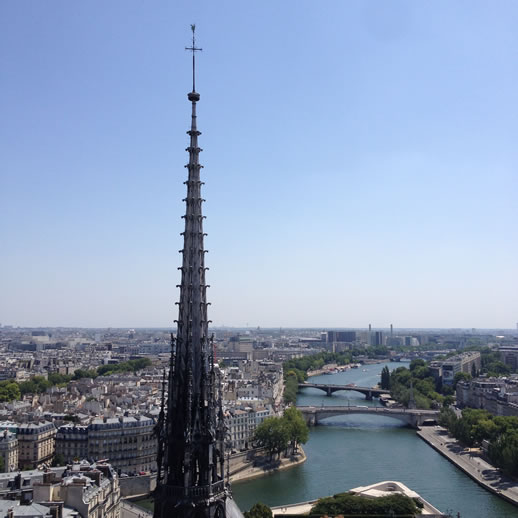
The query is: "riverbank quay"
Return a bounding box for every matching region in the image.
[417,426,518,507]
[231,447,306,483]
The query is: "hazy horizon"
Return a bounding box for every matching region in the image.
[2,1,517,329]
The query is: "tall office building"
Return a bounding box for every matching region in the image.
[153,27,241,518]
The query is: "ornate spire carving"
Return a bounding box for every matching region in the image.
[153,26,230,518]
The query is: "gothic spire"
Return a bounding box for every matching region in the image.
[153,26,230,518]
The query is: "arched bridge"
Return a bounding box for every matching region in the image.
[297,405,439,428]
[299,382,390,400]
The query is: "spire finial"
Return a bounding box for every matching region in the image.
[185,24,202,93]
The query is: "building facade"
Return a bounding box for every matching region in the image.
[438,351,481,385]
[456,377,518,417]
[0,430,18,472]
[499,346,518,370]
[87,416,156,474]
[17,422,56,470]
[55,424,88,463]
[226,407,272,451]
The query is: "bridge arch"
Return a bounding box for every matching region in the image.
[314,409,413,426]
[298,383,390,400]
[297,406,438,429]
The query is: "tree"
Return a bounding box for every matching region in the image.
[244,503,272,518]
[48,373,73,386]
[409,359,426,371]
[472,419,499,445]
[412,365,431,380]
[438,407,457,430]
[254,417,290,460]
[485,361,511,377]
[0,381,21,402]
[283,407,308,454]
[380,366,391,390]
[283,372,298,405]
[443,395,455,407]
[311,492,420,517]
[72,369,97,380]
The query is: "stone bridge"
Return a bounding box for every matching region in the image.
[297,405,439,428]
[299,383,390,400]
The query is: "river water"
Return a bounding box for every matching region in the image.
[232,361,518,517]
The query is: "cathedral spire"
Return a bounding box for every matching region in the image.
[153,27,232,518]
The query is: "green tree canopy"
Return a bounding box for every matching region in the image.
[244,502,272,518]
[439,406,518,477]
[283,407,309,452]
[0,381,21,402]
[254,417,290,459]
[311,492,421,516]
[283,372,299,406]
[380,366,391,390]
[409,359,426,371]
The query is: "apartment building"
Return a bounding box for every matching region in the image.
[87,416,156,474]
[456,377,518,417]
[440,351,481,385]
[33,462,120,518]
[55,424,88,463]
[17,422,56,469]
[226,407,273,451]
[0,430,18,472]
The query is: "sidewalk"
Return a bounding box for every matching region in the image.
[417,426,518,507]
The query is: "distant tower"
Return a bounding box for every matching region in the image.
[153,26,236,518]
[390,324,393,337]
[368,323,372,346]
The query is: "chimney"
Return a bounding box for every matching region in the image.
[21,489,33,505]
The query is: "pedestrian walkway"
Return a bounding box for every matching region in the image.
[417,426,518,507]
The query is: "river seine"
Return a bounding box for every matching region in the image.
[232,361,518,517]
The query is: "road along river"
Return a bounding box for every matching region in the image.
[232,361,518,517]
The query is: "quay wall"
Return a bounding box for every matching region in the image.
[417,427,518,508]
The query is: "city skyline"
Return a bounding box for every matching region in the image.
[2,1,517,329]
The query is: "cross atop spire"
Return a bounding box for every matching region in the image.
[185,24,202,94]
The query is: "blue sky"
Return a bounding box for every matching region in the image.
[1,1,517,329]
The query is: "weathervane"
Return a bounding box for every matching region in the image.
[185,24,202,92]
